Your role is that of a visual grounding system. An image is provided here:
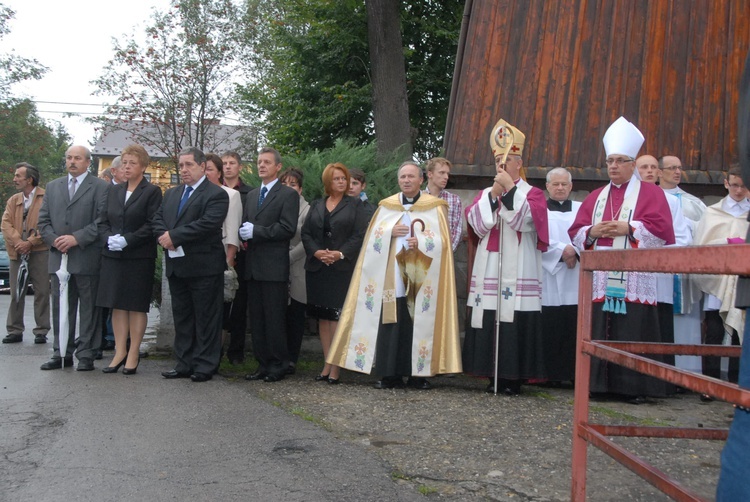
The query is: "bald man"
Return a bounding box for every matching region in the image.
[38,145,110,371]
[635,155,691,379]
[655,155,707,374]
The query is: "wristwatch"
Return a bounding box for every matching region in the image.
[339,252,345,261]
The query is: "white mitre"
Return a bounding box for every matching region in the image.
[603,116,644,158]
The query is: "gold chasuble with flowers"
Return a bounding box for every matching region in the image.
[326,193,462,376]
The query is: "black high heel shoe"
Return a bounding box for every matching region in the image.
[314,374,330,382]
[122,359,139,375]
[102,357,127,374]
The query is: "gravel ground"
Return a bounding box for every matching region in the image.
[214,337,732,502]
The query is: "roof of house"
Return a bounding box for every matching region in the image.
[91,120,251,159]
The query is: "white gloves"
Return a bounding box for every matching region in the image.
[239,222,254,240]
[108,234,128,251]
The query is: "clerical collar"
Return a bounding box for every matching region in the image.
[547,199,572,212]
[401,192,420,205]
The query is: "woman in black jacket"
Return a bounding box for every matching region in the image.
[97,144,162,374]
[302,163,368,384]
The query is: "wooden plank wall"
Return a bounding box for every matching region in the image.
[444,0,750,184]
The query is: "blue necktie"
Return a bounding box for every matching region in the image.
[257,186,268,209]
[177,186,193,216]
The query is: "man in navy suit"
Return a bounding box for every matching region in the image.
[240,147,299,382]
[153,147,229,382]
[38,145,110,371]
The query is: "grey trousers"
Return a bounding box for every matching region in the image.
[6,251,50,337]
[50,273,102,361]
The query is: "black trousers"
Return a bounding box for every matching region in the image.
[703,310,740,383]
[169,274,223,375]
[248,279,289,377]
[286,298,306,364]
[224,254,248,361]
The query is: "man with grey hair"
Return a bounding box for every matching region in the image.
[327,161,462,390]
[2,163,50,345]
[110,156,124,184]
[540,167,580,385]
[38,145,110,370]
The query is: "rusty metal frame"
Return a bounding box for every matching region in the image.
[572,245,750,501]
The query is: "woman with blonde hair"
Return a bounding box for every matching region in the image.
[97,144,162,374]
[302,163,368,384]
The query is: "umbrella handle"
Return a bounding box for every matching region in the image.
[410,219,425,237]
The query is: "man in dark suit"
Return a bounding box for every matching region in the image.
[240,147,299,382]
[153,147,229,382]
[222,151,251,364]
[38,145,110,371]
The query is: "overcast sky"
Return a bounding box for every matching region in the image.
[0,0,172,146]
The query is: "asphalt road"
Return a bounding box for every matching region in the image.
[0,294,420,502]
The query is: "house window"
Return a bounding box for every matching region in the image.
[170,174,179,185]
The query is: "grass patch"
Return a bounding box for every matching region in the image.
[290,406,328,428]
[417,484,438,495]
[391,470,410,481]
[590,405,674,426]
[523,390,555,400]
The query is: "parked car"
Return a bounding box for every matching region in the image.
[0,234,9,292]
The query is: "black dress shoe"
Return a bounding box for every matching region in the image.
[102,356,126,373]
[94,350,103,360]
[245,371,268,381]
[162,369,191,379]
[34,335,48,344]
[101,339,116,351]
[190,372,212,382]
[406,377,432,390]
[373,377,404,389]
[285,364,296,375]
[40,357,74,370]
[314,374,330,382]
[327,377,340,385]
[76,358,95,371]
[2,334,23,343]
[263,374,284,383]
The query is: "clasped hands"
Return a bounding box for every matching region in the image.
[561,244,577,269]
[589,221,630,239]
[392,223,417,249]
[315,249,342,266]
[107,234,128,252]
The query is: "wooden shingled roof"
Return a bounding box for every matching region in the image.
[443,0,750,192]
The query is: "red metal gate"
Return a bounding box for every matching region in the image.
[572,245,750,501]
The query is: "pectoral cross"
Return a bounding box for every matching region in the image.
[501,287,513,300]
[474,294,482,306]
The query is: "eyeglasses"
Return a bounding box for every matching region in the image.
[659,165,682,171]
[605,157,634,166]
[728,183,746,190]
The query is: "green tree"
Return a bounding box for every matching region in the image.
[238,0,373,155]
[237,0,462,160]
[0,99,70,205]
[0,4,47,100]
[91,0,256,167]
